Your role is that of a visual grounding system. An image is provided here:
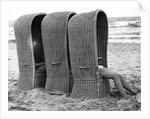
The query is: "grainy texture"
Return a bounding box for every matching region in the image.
[68,10,110,98]
[41,12,76,93]
[14,13,46,90]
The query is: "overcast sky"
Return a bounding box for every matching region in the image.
[3,1,141,20]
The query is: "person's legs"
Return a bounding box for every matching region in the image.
[98,67,129,98]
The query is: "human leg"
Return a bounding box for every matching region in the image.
[98,67,128,98]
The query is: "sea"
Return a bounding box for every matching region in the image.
[8,16,141,43]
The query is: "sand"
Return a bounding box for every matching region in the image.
[8,41,141,111]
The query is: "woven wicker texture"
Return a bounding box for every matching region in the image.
[14,13,46,90]
[68,10,110,98]
[42,12,76,93]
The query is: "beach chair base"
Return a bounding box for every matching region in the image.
[71,79,109,99]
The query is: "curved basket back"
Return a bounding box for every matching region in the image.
[42,12,76,93]
[14,13,46,90]
[68,10,110,98]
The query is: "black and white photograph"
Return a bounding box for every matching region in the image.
[0,0,150,118]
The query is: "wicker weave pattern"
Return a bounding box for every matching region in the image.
[42,12,76,93]
[14,13,46,90]
[68,10,110,98]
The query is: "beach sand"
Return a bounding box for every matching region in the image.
[8,41,141,111]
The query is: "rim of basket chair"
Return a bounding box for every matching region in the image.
[66,11,76,23]
[41,11,76,37]
[15,13,46,27]
[43,11,76,22]
[94,9,108,33]
[94,9,108,67]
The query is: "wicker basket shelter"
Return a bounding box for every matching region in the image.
[14,13,46,90]
[42,12,76,93]
[68,10,110,98]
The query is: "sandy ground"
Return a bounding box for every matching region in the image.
[8,41,141,111]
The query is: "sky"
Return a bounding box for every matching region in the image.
[2,1,141,21]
